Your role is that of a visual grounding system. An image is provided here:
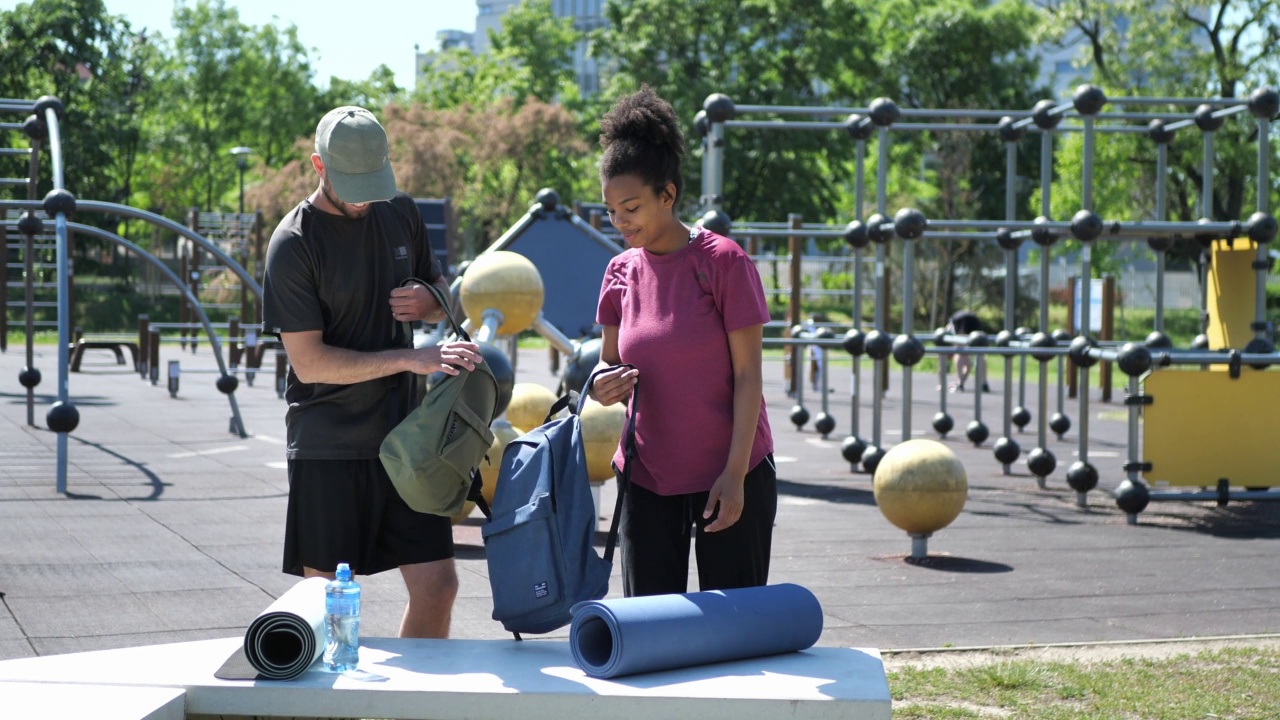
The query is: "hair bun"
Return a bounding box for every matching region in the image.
[600,85,685,159]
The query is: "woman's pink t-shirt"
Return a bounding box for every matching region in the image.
[596,227,774,496]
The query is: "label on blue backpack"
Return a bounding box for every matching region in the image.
[534,582,549,599]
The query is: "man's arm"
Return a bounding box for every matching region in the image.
[281,329,480,385]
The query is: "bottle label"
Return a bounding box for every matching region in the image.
[327,595,360,615]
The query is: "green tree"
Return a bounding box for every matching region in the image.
[872,0,1046,326]
[0,0,151,210]
[136,0,324,217]
[593,0,882,225]
[1036,0,1280,276]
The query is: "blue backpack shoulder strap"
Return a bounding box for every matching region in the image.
[580,364,639,565]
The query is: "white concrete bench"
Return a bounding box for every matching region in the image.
[5,681,185,720]
[0,636,890,719]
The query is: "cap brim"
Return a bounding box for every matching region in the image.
[327,162,397,205]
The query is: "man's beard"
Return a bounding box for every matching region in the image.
[321,180,371,219]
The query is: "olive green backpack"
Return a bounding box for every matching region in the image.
[380,280,498,518]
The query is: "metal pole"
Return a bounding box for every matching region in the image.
[46,107,70,494]
[1124,374,1142,524]
[901,236,915,443]
[1154,142,1169,332]
[1001,140,1017,473]
[1077,251,1093,476]
[850,140,866,465]
[871,127,889,452]
[1201,128,1215,220]
[23,138,39,427]
[1081,116,1096,211]
[708,121,726,213]
[1253,116,1270,340]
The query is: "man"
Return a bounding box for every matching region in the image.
[946,309,989,393]
[262,106,482,638]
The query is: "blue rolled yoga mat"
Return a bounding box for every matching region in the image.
[569,583,823,679]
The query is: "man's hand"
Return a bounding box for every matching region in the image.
[407,341,483,376]
[389,282,438,323]
[588,365,638,406]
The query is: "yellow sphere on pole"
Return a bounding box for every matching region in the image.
[579,396,626,483]
[451,420,523,524]
[506,383,559,434]
[873,439,968,536]
[460,251,545,335]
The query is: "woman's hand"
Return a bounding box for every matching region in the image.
[703,471,745,532]
[589,365,638,406]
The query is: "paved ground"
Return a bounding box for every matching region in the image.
[2,340,1278,663]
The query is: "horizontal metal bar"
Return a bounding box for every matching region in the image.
[0,148,32,156]
[724,120,847,131]
[1088,347,1280,366]
[1146,488,1280,502]
[1107,96,1248,106]
[731,227,848,238]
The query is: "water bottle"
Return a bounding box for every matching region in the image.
[323,563,361,672]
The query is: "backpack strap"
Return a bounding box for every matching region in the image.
[402,278,472,346]
[580,364,638,566]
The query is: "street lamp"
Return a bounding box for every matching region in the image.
[229,146,253,214]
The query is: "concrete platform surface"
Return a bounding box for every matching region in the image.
[0,637,890,720]
[2,342,1279,662]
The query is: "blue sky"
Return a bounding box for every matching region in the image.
[1,0,479,89]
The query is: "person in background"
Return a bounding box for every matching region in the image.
[262,106,483,637]
[946,309,989,392]
[587,86,777,597]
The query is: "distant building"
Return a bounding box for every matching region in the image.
[416,30,476,87]
[449,0,607,98]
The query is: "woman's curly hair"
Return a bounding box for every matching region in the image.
[599,85,686,203]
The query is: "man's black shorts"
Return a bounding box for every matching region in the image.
[283,458,454,577]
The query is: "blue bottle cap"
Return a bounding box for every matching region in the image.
[335,563,352,582]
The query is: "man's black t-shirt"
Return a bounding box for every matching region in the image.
[262,192,440,459]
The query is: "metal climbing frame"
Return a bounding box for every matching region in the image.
[694,85,1279,517]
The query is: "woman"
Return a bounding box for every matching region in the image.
[588,86,776,598]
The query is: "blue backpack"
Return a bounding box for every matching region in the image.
[481,368,636,638]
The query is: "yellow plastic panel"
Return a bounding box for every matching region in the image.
[1206,239,1258,351]
[1143,369,1280,487]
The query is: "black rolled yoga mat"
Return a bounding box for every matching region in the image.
[240,577,328,680]
[568,583,824,679]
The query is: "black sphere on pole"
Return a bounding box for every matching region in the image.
[46,401,80,434]
[842,328,866,356]
[1065,461,1099,493]
[1247,86,1279,119]
[1194,104,1225,132]
[1247,212,1277,244]
[993,437,1021,465]
[892,207,927,240]
[1031,99,1063,130]
[1027,447,1056,477]
[703,94,736,123]
[841,435,867,463]
[1071,84,1107,115]
[891,335,925,366]
[1147,119,1176,145]
[868,98,900,127]
[844,220,869,249]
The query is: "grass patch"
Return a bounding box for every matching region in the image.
[888,646,1280,719]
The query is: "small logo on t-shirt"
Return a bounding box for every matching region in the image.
[534,582,549,599]
[394,245,409,260]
